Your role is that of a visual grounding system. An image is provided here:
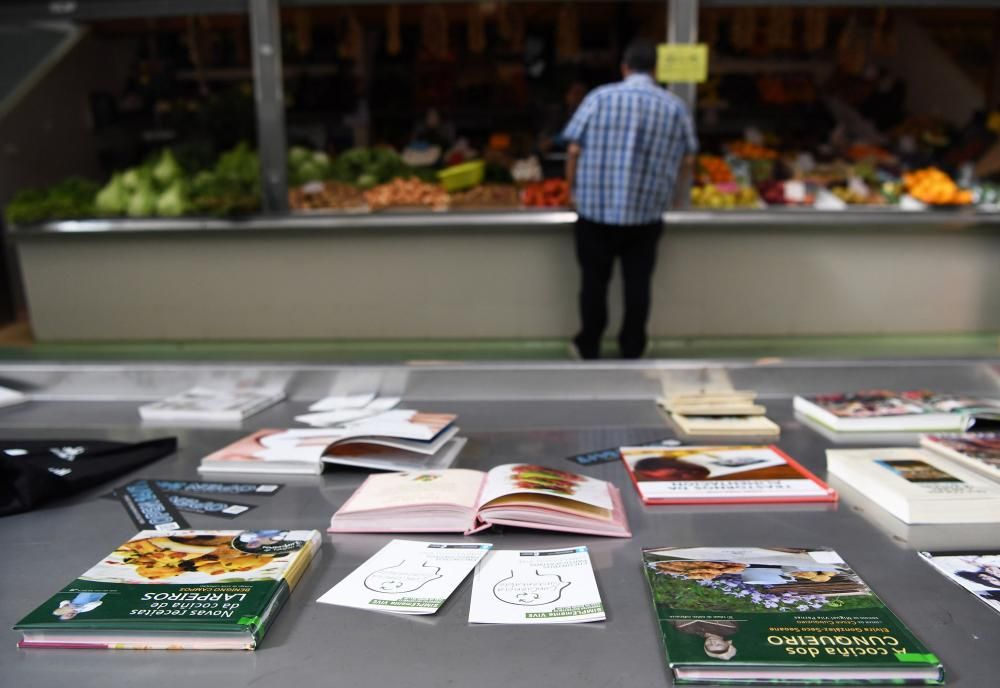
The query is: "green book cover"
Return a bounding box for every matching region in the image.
[642,547,944,685]
[14,529,320,650]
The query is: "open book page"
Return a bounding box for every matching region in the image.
[338,410,456,441]
[201,429,325,468]
[252,415,456,464]
[477,464,614,518]
[335,469,486,515]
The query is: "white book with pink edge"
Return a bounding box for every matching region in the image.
[328,464,631,537]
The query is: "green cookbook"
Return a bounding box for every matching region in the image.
[642,547,944,685]
[14,529,320,650]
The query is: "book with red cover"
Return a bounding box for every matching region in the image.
[328,464,630,537]
[620,445,836,506]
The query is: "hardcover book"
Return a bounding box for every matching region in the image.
[620,445,836,505]
[658,391,765,417]
[794,390,1000,433]
[642,546,944,684]
[198,412,462,475]
[920,433,1000,481]
[669,413,780,438]
[826,447,1000,524]
[328,464,630,537]
[14,529,320,650]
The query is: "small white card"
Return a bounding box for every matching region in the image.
[468,547,605,624]
[309,393,377,412]
[298,397,402,426]
[317,539,492,615]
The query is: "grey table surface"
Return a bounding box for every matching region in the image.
[1,359,999,687]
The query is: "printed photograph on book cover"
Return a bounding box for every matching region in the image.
[626,447,793,482]
[929,434,1000,468]
[645,547,875,617]
[811,390,929,418]
[79,530,313,584]
[875,459,962,484]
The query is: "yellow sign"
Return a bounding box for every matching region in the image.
[656,43,709,83]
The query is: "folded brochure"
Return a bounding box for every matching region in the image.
[468,547,605,624]
[317,539,491,614]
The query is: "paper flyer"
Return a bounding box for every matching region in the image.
[468,547,605,624]
[317,539,492,615]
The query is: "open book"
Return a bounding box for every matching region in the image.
[328,464,630,537]
[198,411,462,475]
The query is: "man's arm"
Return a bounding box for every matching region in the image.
[566,142,581,208]
[672,154,694,210]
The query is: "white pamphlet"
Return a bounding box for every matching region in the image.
[468,547,605,624]
[296,397,402,427]
[309,393,377,412]
[317,539,492,615]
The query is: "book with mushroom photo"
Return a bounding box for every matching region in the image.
[642,546,943,685]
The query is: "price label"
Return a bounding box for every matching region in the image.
[656,43,709,84]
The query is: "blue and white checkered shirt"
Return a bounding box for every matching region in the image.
[562,73,698,226]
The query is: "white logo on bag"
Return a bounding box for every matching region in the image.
[50,446,86,461]
[48,467,72,477]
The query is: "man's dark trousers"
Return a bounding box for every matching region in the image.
[572,215,663,359]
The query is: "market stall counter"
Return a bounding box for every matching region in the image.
[10,209,1000,342]
[0,359,999,687]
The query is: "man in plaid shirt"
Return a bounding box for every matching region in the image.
[562,39,698,359]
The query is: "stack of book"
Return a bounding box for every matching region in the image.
[658,390,780,438]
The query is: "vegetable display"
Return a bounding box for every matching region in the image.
[364,178,450,211]
[329,147,415,189]
[521,179,570,207]
[4,178,98,225]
